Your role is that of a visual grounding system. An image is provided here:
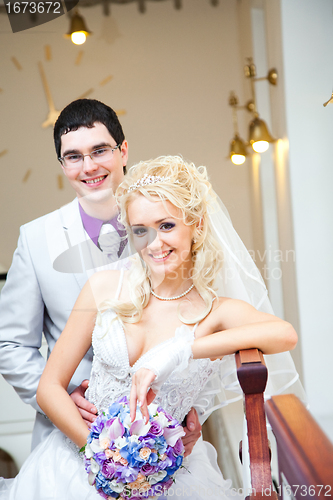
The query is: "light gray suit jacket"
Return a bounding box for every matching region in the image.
[0,199,129,449]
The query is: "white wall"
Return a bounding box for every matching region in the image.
[280,0,333,417]
[0,0,254,269]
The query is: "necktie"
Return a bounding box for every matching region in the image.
[98,223,122,257]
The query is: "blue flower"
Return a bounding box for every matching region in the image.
[95,471,109,490]
[138,436,155,448]
[153,436,167,454]
[106,402,122,418]
[103,482,121,497]
[120,443,143,469]
[148,452,158,465]
[118,404,131,424]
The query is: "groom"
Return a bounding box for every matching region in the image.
[0,99,201,454]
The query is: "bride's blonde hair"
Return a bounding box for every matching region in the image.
[104,156,224,324]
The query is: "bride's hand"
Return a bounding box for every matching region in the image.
[130,368,156,423]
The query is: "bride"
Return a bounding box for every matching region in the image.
[0,156,298,499]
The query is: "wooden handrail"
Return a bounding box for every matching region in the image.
[236,348,278,499]
[265,394,333,498]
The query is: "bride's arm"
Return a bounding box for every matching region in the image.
[130,299,297,421]
[192,298,297,359]
[36,281,97,448]
[36,271,119,449]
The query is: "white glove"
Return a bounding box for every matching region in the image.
[141,325,194,392]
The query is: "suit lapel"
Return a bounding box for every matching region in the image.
[45,199,88,291]
[46,198,131,291]
[59,199,90,290]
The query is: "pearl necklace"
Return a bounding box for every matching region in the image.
[150,283,194,301]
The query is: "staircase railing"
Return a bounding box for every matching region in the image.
[236,348,333,499]
[265,393,333,499]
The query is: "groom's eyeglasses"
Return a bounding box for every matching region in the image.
[58,144,121,169]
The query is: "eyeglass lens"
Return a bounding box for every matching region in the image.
[62,146,118,168]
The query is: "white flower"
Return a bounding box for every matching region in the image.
[88,471,97,486]
[130,419,151,437]
[148,403,158,416]
[163,426,186,447]
[99,427,111,449]
[90,438,103,453]
[85,443,94,459]
[148,470,167,485]
[114,436,127,449]
[155,412,169,428]
[122,413,132,429]
[128,435,140,444]
[90,458,100,474]
[110,480,125,493]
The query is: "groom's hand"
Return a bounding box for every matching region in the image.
[70,379,97,427]
[182,408,201,457]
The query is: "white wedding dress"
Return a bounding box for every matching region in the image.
[0,304,239,500]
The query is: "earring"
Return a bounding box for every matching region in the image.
[192,238,197,244]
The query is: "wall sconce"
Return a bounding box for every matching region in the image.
[228,58,278,163]
[228,92,248,165]
[245,59,277,153]
[65,10,92,45]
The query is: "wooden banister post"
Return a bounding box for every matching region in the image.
[236,348,277,499]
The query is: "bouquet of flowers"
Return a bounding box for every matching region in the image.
[83,396,186,499]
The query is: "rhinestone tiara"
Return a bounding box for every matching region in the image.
[127,173,171,193]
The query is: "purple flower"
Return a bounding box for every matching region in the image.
[173,438,184,456]
[94,451,108,466]
[148,420,163,437]
[114,465,138,483]
[157,455,173,470]
[141,463,157,475]
[161,477,174,489]
[101,460,117,479]
[89,416,106,442]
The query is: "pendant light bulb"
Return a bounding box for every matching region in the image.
[248,116,274,153]
[71,31,87,45]
[231,154,246,165]
[229,134,248,165]
[252,140,269,153]
[65,11,92,45]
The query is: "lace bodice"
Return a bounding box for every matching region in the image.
[86,307,221,423]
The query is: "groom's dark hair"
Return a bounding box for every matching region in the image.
[54,99,126,172]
